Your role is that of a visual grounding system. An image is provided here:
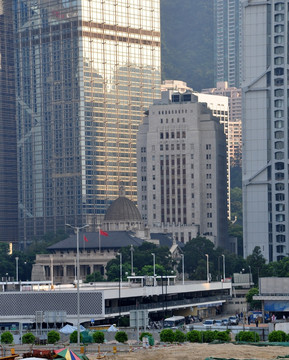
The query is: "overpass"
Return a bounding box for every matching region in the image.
[0,279,231,331]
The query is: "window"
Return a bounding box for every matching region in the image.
[276,214,285,222]
[275,120,284,128]
[275,131,284,139]
[276,245,284,253]
[275,14,284,22]
[275,162,284,170]
[275,183,284,191]
[275,24,284,33]
[275,172,284,180]
[276,193,285,201]
[276,203,285,212]
[274,88,284,97]
[276,224,285,232]
[275,99,283,107]
[274,46,284,54]
[274,78,284,86]
[275,110,284,118]
[275,151,284,160]
[275,36,284,44]
[275,3,284,11]
[275,141,284,149]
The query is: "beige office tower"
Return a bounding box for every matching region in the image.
[202,81,242,168]
[137,91,228,247]
[13,0,161,242]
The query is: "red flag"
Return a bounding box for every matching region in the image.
[84,235,88,242]
[100,229,108,236]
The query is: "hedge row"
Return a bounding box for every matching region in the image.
[160,329,230,343]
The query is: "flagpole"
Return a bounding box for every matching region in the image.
[99,227,101,253]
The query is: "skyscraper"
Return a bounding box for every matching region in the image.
[202,81,242,168]
[242,0,287,261]
[0,1,18,245]
[214,0,242,87]
[137,90,228,247]
[13,0,161,243]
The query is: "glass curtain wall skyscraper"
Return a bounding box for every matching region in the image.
[13,0,161,243]
[0,0,18,245]
[214,0,242,87]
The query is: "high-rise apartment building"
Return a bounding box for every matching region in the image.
[0,1,18,245]
[202,82,242,167]
[13,0,161,243]
[214,0,242,87]
[242,0,288,261]
[137,90,228,247]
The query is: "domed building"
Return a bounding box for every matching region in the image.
[102,186,144,232]
[32,186,179,283]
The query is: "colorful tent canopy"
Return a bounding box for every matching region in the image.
[54,348,82,360]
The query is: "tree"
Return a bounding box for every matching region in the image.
[47,330,60,344]
[115,331,128,343]
[85,271,105,283]
[93,331,105,344]
[70,331,83,344]
[228,222,243,256]
[22,333,35,344]
[1,331,13,344]
[246,247,266,285]
[230,187,242,225]
[246,287,261,310]
[106,243,174,281]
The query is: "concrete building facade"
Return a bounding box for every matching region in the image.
[242,0,289,261]
[137,90,228,247]
[202,81,242,168]
[13,0,161,244]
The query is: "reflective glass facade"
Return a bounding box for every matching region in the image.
[0,1,18,244]
[13,0,161,241]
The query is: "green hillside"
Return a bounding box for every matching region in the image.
[161,0,214,91]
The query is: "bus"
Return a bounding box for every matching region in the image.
[163,316,185,329]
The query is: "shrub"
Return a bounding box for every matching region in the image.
[237,331,259,342]
[160,329,175,343]
[215,330,230,342]
[93,331,105,344]
[115,331,128,343]
[268,330,286,342]
[201,330,216,343]
[47,330,60,344]
[22,333,35,344]
[174,330,186,343]
[1,331,13,344]
[186,330,201,343]
[69,331,83,343]
[139,332,152,341]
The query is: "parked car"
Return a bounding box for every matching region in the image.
[222,318,229,326]
[203,319,216,328]
[215,319,224,326]
[228,316,239,325]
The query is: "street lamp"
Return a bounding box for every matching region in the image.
[222,254,225,282]
[181,254,184,285]
[130,245,134,276]
[15,257,19,282]
[65,223,89,345]
[117,252,122,322]
[248,265,252,285]
[205,254,209,282]
[151,253,156,286]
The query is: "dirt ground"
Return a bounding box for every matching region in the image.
[111,343,289,360]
